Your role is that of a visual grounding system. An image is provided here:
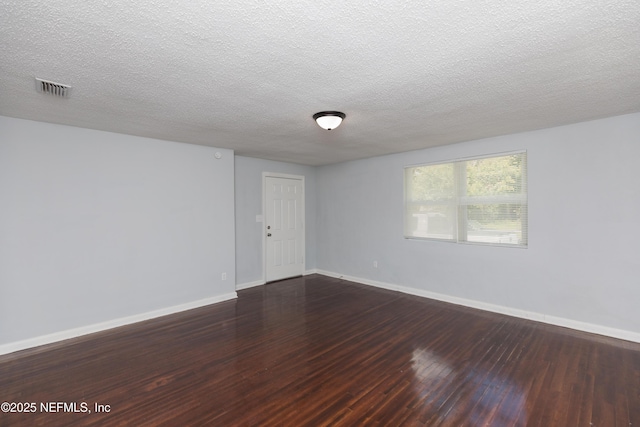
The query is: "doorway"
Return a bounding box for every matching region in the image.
[263,173,305,282]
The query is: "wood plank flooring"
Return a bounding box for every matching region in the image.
[1,274,639,426]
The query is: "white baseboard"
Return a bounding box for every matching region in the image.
[236,280,265,290]
[304,269,318,275]
[7,272,635,357]
[316,270,640,344]
[0,292,238,356]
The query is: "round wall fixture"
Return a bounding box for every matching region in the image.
[214,152,222,159]
[313,111,346,130]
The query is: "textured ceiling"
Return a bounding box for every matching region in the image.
[1,1,639,166]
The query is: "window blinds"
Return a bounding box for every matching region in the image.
[404,152,527,247]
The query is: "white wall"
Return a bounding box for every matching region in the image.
[0,116,236,349]
[234,156,316,287]
[316,112,640,339]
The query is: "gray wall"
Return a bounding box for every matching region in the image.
[234,156,316,286]
[0,116,236,346]
[2,111,639,348]
[316,112,640,335]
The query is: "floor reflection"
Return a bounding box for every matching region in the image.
[411,347,454,382]
[411,347,528,426]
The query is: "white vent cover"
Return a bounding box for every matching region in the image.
[35,78,71,98]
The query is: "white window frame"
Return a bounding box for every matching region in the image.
[404,150,527,248]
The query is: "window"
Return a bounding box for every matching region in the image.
[404,152,527,247]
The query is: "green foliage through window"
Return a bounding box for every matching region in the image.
[404,152,527,246]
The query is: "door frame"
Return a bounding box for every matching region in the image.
[262,172,306,283]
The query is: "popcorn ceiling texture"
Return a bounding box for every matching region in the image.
[1,1,639,165]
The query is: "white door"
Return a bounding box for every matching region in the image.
[265,175,304,282]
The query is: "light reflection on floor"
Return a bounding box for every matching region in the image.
[411,347,528,425]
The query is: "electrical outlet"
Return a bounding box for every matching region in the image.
[221,272,227,280]
[373,261,378,268]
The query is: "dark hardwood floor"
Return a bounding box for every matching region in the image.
[1,274,639,426]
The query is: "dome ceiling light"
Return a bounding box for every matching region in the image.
[313,111,346,130]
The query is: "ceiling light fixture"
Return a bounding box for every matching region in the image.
[313,111,346,130]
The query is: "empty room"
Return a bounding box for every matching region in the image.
[1,1,640,426]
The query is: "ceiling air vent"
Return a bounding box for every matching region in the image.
[35,78,71,98]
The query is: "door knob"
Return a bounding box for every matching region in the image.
[267,233,272,237]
